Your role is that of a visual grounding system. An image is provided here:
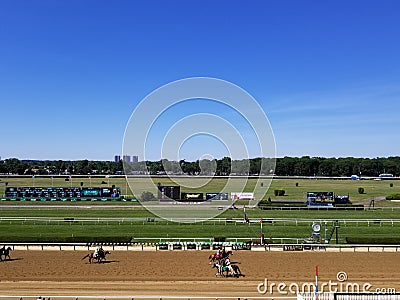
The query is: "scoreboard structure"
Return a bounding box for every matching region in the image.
[180,192,204,201]
[157,185,180,200]
[156,184,234,202]
[205,192,229,200]
[307,191,334,207]
[4,187,121,201]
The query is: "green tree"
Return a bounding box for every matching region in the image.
[250,158,262,175]
[74,160,89,174]
[4,158,27,174]
[216,157,231,175]
[199,159,216,175]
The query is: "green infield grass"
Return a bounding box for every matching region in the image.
[0,216,399,244]
[1,176,400,244]
[0,205,400,244]
[1,176,400,203]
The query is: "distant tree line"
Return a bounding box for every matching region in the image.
[0,158,123,175]
[0,156,399,177]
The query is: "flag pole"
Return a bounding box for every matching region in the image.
[315,265,319,299]
[260,217,264,244]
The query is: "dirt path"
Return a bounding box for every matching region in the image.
[0,250,399,298]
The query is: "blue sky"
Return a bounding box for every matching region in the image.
[1,1,399,161]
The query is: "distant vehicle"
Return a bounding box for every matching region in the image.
[379,173,394,178]
[350,175,360,180]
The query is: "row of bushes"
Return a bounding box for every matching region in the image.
[345,237,400,245]
[273,187,369,196]
[258,200,306,207]
[212,237,400,245]
[386,194,400,200]
[3,235,398,245]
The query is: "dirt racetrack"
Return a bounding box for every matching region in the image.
[0,250,399,299]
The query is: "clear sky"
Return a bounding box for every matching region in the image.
[1,0,399,161]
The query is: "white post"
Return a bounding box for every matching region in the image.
[125,178,128,198]
[315,265,319,299]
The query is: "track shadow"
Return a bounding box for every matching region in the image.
[84,260,119,265]
[224,273,246,278]
[0,257,24,262]
[100,260,119,264]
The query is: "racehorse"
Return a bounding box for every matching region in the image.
[81,250,110,264]
[230,264,242,276]
[208,250,232,264]
[212,262,240,277]
[0,246,12,261]
[212,262,225,277]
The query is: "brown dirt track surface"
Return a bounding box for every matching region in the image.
[0,250,399,298]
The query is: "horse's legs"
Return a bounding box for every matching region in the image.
[231,266,240,277]
[215,264,223,277]
[226,266,233,277]
[218,267,223,277]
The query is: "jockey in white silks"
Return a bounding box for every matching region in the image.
[94,246,103,258]
[225,257,231,267]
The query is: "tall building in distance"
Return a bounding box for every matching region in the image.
[123,155,131,163]
[114,155,139,163]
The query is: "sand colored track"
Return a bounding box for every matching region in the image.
[0,250,399,298]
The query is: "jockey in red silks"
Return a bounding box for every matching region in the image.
[216,249,222,259]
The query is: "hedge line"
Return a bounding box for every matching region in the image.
[345,237,400,245]
[258,201,307,207]
[386,193,400,200]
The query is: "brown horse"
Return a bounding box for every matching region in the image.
[81,250,110,264]
[0,246,12,261]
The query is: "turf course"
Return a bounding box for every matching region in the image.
[1,211,400,244]
[1,176,400,244]
[1,176,400,201]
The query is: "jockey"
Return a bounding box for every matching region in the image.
[225,257,231,266]
[221,248,226,258]
[216,249,222,259]
[94,245,103,258]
